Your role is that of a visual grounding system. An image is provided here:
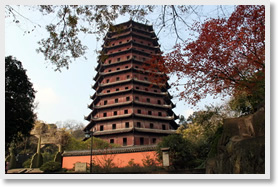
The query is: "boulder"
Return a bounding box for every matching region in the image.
[206,107,265,174]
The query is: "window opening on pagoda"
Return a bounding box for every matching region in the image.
[108,69,112,72]
[150,123,154,129]
[115,98,118,103]
[137,122,141,128]
[158,112,162,116]
[146,98,150,103]
[142,57,146,61]
[104,100,107,105]
[124,109,128,114]
[103,113,107,117]
[126,97,130,101]
[148,43,151,46]
[145,88,149,91]
[127,56,130,59]
[125,122,129,128]
[116,77,120,81]
[106,79,110,83]
[100,125,104,131]
[116,88,119,91]
[127,39,129,42]
[112,124,116,129]
[135,86,139,90]
[117,58,121,62]
[154,89,157,93]
[110,139,114,144]
[148,111,152,115]
[107,90,110,93]
[135,66,138,68]
[134,55,137,59]
[108,60,112,64]
[140,41,143,44]
[117,67,120,70]
[157,100,161,104]
[123,138,127,146]
[125,87,129,90]
[114,111,117,115]
[119,41,122,44]
[162,124,166,130]
[152,138,156,144]
[144,77,148,81]
[127,75,130,79]
[135,96,139,101]
[112,43,115,46]
[140,137,144,145]
[137,109,141,114]
[125,66,129,68]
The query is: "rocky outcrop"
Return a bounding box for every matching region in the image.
[206,107,265,174]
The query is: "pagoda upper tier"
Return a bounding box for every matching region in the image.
[84,20,178,147]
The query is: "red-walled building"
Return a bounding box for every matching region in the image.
[84,20,178,147]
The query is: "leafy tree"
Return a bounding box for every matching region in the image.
[40,161,61,173]
[5,56,36,151]
[164,5,265,106]
[64,135,120,151]
[157,134,195,169]
[176,105,228,167]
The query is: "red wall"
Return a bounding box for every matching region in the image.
[62,151,159,169]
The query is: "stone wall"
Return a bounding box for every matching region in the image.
[206,107,265,174]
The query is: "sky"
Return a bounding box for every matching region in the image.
[5,5,236,125]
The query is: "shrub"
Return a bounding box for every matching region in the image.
[40,161,61,173]
[22,158,31,168]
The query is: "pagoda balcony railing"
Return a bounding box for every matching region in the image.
[95,54,161,72]
[104,48,155,58]
[102,40,160,53]
[88,99,172,111]
[133,101,172,109]
[86,113,175,122]
[92,127,176,136]
[90,88,170,101]
[89,101,132,109]
[92,78,168,92]
[91,113,132,121]
[93,66,166,82]
[134,113,175,121]
[104,31,158,44]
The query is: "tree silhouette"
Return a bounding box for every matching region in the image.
[5,56,36,151]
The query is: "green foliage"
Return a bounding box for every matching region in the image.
[40,161,61,173]
[22,158,31,168]
[127,159,140,167]
[5,56,36,151]
[207,126,224,158]
[142,155,158,167]
[157,134,195,169]
[64,135,119,151]
[229,70,265,115]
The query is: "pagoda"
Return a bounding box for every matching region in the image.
[84,20,178,147]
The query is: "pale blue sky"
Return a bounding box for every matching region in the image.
[5,5,235,125]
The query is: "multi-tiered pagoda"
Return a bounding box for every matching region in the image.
[84,20,178,147]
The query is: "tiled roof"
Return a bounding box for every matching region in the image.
[63,145,157,156]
